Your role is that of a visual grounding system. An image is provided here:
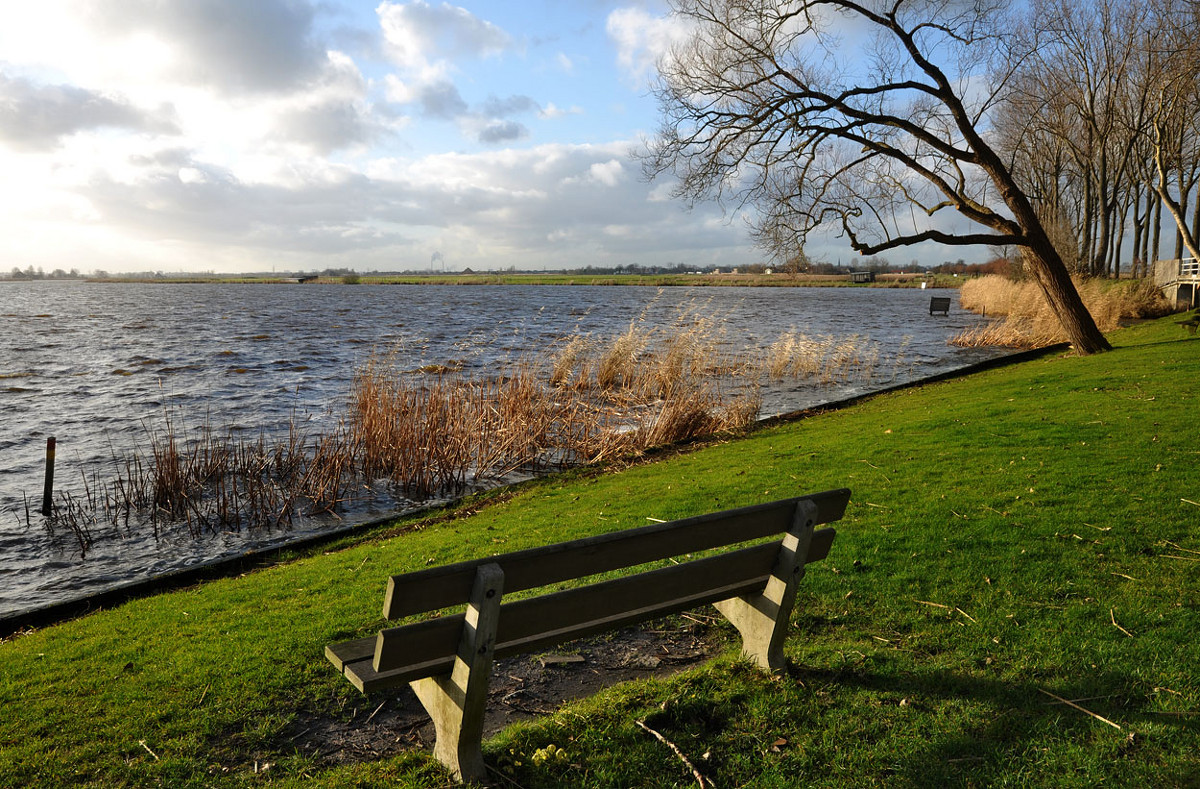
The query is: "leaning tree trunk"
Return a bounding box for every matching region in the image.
[1022,235,1113,353]
[978,145,1113,354]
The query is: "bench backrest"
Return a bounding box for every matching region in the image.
[352,489,848,683]
[382,488,849,619]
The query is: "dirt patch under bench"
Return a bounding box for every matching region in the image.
[286,618,723,768]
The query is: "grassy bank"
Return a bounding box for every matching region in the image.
[2,316,1197,787]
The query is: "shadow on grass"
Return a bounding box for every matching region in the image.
[783,657,1199,786]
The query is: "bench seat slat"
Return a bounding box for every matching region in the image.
[342,652,457,693]
[383,488,849,620]
[325,636,375,671]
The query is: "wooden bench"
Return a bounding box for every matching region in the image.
[326,488,849,781]
[929,296,951,315]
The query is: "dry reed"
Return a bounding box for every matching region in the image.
[764,331,881,383]
[953,275,1171,348]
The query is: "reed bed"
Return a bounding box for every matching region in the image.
[27,307,912,553]
[953,275,1171,348]
[764,331,881,384]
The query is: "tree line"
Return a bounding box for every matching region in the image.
[7,266,82,280]
[996,0,1200,277]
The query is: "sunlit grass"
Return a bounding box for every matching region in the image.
[1,315,1196,787]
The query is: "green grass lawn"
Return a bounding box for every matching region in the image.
[1,316,1197,787]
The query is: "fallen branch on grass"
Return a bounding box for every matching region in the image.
[1037,689,1122,730]
[1110,609,1134,638]
[636,720,709,789]
[1162,540,1200,555]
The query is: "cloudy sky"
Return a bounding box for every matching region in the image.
[0,1,966,274]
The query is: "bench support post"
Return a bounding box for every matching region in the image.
[410,562,504,783]
[714,500,818,672]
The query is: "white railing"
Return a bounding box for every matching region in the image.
[1182,257,1199,278]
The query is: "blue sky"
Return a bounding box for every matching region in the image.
[0,1,969,273]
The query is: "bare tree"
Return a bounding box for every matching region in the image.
[644,0,1111,353]
[1146,0,1200,261]
[1001,0,1157,279]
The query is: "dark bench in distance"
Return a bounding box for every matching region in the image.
[326,488,850,781]
[929,296,951,315]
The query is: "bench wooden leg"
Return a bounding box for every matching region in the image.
[410,562,504,783]
[714,500,818,672]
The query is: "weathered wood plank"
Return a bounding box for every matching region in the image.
[325,636,375,671]
[368,528,834,677]
[410,563,504,781]
[714,498,816,671]
[382,489,848,619]
[343,652,457,693]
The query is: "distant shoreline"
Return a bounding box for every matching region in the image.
[75,272,966,288]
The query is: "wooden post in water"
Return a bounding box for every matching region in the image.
[41,437,56,516]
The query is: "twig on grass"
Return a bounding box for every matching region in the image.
[1037,688,1123,730]
[364,700,387,725]
[1162,540,1200,556]
[914,599,976,623]
[1182,498,1199,508]
[636,719,709,789]
[1110,609,1134,638]
[857,460,891,482]
[138,740,160,761]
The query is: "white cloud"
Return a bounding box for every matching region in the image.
[1,136,751,271]
[538,102,583,120]
[0,73,179,151]
[588,159,625,187]
[378,0,512,71]
[375,2,541,144]
[606,6,692,84]
[0,2,773,274]
[0,0,327,97]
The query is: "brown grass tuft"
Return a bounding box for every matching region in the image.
[953,275,1172,348]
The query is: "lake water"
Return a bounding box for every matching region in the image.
[0,281,998,620]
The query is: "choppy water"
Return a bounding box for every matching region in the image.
[0,281,997,619]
